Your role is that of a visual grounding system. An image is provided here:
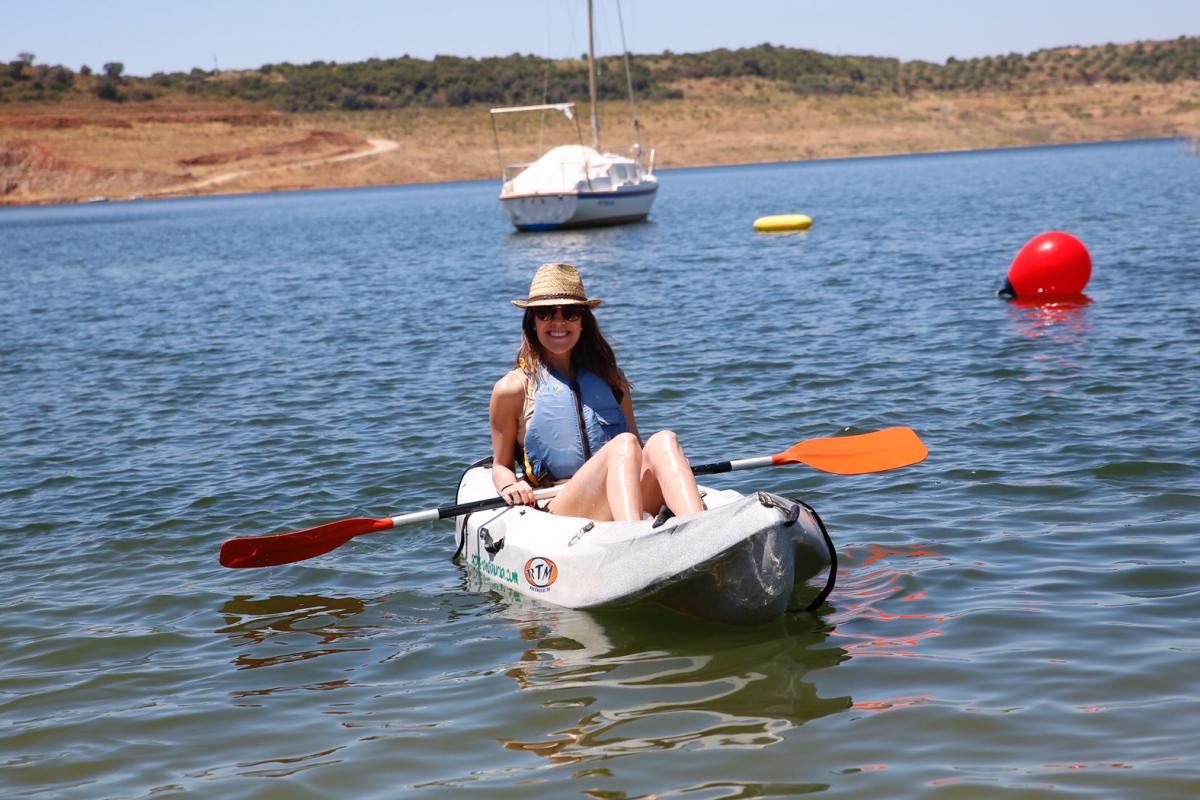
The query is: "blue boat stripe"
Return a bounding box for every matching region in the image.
[576,187,658,199]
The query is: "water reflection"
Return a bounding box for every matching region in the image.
[499,222,658,278]
[217,594,371,672]
[493,602,850,766]
[1005,296,1093,342]
[829,543,947,662]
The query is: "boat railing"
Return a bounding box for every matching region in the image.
[489,103,588,184]
[501,157,597,197]
[502,163,534,181]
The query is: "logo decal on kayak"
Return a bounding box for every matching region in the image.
[524,557,558,591]
[470,554,518,584]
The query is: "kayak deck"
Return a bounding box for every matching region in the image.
[452,462,836,625]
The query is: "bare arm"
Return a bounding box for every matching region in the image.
[489,369,535,505]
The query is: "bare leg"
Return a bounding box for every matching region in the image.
[547,433,644,521]
[640,430,704,516]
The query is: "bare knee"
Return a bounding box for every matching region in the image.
[595,431,642,468]
[644,430,681,457]
[610,431,642,459]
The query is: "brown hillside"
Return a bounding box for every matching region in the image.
[2,80,1198,206]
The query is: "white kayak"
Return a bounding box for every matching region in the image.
[452,460,836,625]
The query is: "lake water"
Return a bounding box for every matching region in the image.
[2,138,1199,798]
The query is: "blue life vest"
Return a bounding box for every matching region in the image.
[523,365,629,484]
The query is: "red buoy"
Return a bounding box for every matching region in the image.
[1001,231,1092,301]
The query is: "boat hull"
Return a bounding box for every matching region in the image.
[453,464,834,625]
[501,187,657,231]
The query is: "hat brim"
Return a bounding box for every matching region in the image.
[513,297,602,309]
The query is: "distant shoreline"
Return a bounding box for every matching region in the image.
[2,136,1189,212]
[3,80,1198,207]
[666,133,1186,170]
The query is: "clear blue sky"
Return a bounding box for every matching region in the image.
[4,0,1197,76]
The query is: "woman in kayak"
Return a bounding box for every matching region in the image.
[490,262,705,522]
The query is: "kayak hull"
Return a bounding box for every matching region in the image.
[453,463,834,625]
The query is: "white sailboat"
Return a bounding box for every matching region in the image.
[488,0,657,232]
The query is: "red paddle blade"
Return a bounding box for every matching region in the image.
[219,517,394,569]
[774,427,928,475]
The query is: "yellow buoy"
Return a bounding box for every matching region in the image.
[753,214,812,233]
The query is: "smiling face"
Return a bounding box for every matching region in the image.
[533,305,583,364]
[516,305,622,394]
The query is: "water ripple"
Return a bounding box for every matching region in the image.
[2,140,1199,798]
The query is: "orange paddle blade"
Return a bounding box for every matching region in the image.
[219,517,394,569]
[773,427,927,475]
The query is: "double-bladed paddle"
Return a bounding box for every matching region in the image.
[219,426,927,569]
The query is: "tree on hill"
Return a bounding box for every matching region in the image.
[95,62,127,101]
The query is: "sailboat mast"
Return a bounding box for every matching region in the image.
[615,0,642,160]
[587,0,600,149]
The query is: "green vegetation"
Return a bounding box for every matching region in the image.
[3,52,76,102]
[3,36,1198,108]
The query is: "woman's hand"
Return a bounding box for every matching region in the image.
[499,479,535,507]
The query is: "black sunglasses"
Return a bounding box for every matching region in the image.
[533,305,584,322]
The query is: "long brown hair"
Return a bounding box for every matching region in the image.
[516,307,629,401]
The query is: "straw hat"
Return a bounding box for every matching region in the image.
[513,262,602,309]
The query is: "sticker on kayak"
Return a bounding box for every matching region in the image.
[524,557,558,591]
